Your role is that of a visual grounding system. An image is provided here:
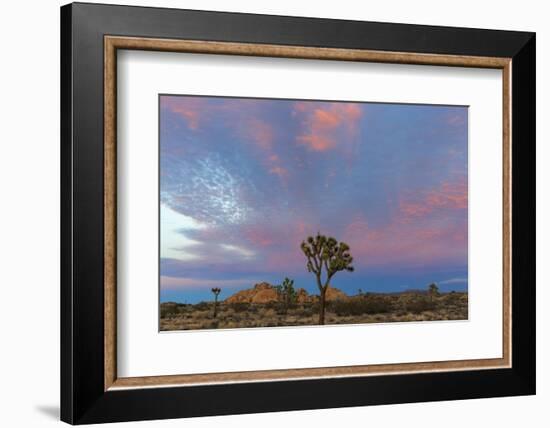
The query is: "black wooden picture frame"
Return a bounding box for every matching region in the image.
[61,2,535,424]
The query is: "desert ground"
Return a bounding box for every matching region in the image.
[160,283,468,331]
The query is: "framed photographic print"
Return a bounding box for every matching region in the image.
[60,2,535,424]
[157,94,470,331]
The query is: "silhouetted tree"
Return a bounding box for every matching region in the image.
[211,287,221,317]
[428,283,439,301]
[274,284,283,301]
[300,233,354,325]
[282,277,297,310]
[275,278,297,313]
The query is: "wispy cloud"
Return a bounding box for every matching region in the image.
[399,176,467,222]
[439,277,468,285]
[161,276,261,290]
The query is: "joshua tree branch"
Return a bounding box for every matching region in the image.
[312,254,321,274]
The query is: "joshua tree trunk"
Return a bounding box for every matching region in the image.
[211,287,221,318]
[319,287,327,325]
[316,274,327,325]
[213,294,219,318]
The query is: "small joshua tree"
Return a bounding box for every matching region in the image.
[274,284,283,301]
[211,287,221,318]
[428,283,439,301]
[300,233,354,325]
[275,278,297,313]
[282,277,297,311]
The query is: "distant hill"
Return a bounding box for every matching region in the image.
[372,289,429,296]
[224,282,349,304]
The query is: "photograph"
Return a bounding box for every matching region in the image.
[159,95,469,330]
[55,2,536,424]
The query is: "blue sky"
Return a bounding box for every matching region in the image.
[159,95,468,303]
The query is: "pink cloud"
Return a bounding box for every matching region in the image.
[293,102,363,152]
[233,116,290,183]
[345,220,466,269]
[426,180,467,210]
[399,177,467,222]
[265,249,304,272]
[340,177,467,269]
[297,134,335,151]
[163,97,266,134]
[269,166,289,178]
[399,201,432,219]
[312,108,342,128]
[343,215,369,242]
[162,97,206,130]
[240,220,320,272]
[243,225,276,247]
[245,118,274,151]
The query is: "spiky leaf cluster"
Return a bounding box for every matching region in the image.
[300,233,354,288]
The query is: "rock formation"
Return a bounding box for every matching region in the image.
[224,282,279,304]
[224,282,349,304]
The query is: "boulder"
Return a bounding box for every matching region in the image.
[225,282,278,304]
[250,288,279,303]
[295,288,310,304]
[325,286,349,301]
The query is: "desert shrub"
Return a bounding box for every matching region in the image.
[264,308,277,317]
[294,305,315,317]
[160,304,179,318]
[263,301,279,310]
[403,296,437,313]
[231,302,251,313]
[310,302,321,314]
[275,301,298,315]
[441,292,467,306]
[330,296,393,316]
[246,304,258,314]
[193,301,211,311]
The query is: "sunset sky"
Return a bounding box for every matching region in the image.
[159,95,468,303]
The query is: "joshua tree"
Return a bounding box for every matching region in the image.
[300,233,354,325]
[428,283,439,301]
[275,278,297,313]
[211,287,221,318]
[282,277,297,310]
[283,278,297,303]
[274,284,284,301]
